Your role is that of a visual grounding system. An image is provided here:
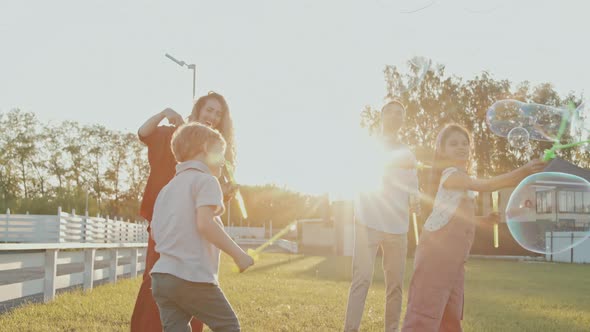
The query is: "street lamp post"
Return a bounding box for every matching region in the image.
[188,64,196,100]
[165,53,196,99]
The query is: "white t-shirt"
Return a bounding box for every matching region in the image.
[423,167,475,231]
[150,160,225,285]
[355,144,419,234]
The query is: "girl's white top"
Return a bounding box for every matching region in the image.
[424,167,475,231]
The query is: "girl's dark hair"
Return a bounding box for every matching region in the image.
[425,124,471,213]
[189,92,236,167]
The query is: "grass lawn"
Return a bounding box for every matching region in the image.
[0,253,589,331]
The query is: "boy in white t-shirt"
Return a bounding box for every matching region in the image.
[150,123,253,332]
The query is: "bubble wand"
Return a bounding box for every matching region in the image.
[542,102,590,161]
[224,163,248,219]
[200,124,247,219]
[410,161,432,245]
[412,212,420,245]
[416,161,432,170]
[232,220,297,272]
[492,191,499,248]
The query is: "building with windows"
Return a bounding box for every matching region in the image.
[473,158,590,257]
[484,158,590,229]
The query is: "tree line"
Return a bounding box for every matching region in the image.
[2,59,587,229]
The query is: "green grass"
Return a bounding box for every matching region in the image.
[1,254,589,331]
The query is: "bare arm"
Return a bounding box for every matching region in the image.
[444,159,547,192]
[444,169,526,192]
[197,206,253,272]
[138,108,184,139]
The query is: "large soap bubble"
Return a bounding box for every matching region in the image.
[486,100,526,136]
[507,126,530,149]
[506,172,590,254]
[487,100,569,142]
[377,0,436,13]
[568,102,590,151]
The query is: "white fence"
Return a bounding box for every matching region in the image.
[0,208,148,243]
[0,243,147,304]
[235,238,298,253]
[226,226,265,239]
[545,232,590,263]
[0,215,298,307]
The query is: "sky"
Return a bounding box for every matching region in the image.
[1,0,588,197]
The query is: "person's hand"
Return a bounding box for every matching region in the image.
[222,182,239,202]
[521,158,547,176]
[234,252,254,273]
[161,108,185,127]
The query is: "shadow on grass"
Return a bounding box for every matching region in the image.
[0,273,138,315]
[293,255,393,284]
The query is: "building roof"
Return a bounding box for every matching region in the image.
[544,158,590,182]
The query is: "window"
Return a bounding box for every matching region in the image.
[559,191,573,213]
[536,191,552,213]
[574,191,584,213]
[558,191,590,214]
[559,191,566,212]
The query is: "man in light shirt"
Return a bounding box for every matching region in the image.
[344,101,420,332]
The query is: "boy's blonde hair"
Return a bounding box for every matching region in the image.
[171,123,226,163]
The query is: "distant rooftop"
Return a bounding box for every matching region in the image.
[544,158,590,182]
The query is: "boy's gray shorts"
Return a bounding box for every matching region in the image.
[151,273,240,332]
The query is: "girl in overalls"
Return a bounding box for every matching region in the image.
[402,124,545,332]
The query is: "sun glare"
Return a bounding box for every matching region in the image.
[327,129,388,201]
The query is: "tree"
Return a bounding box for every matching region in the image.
[361,59,587,177]
[1,110,40,199]
[104,132,134,216]
[62,121,87,190]
[0,112,21,210]
[43,123,68,193]
[84,124,111,213]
